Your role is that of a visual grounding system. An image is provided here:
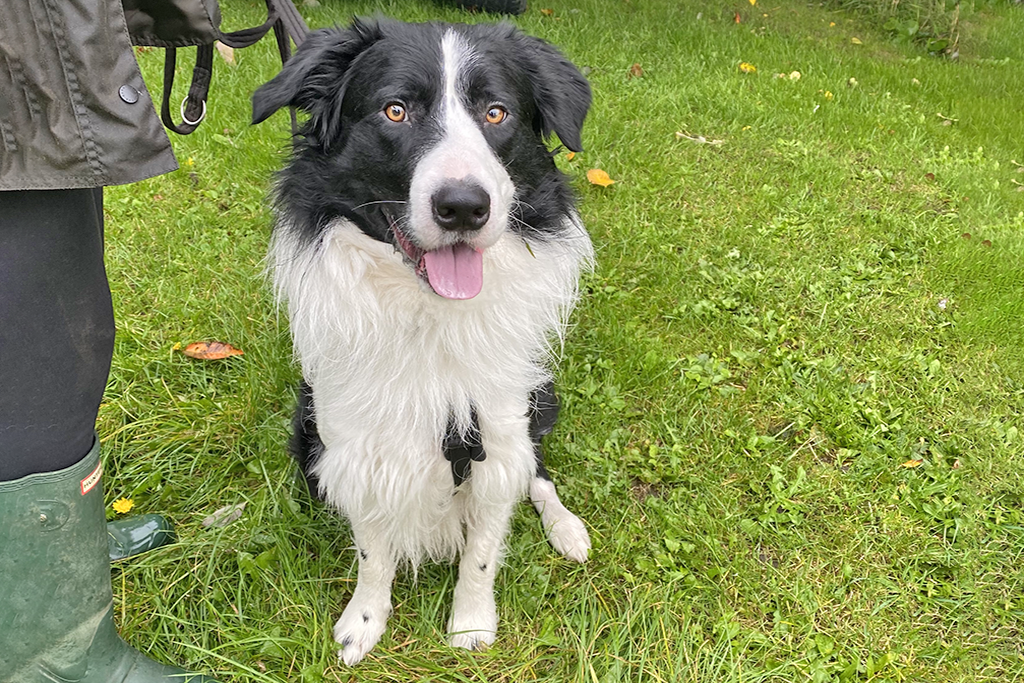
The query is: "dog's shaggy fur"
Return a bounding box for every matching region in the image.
[253,18,592,664]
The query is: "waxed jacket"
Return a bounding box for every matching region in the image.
[0,0,178,190]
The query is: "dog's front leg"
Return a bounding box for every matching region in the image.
[334,527,396,666]
[447,500,514,651]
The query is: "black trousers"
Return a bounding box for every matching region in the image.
[0,188,114,482]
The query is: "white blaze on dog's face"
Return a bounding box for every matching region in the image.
[252,20,591,301]
[406,30,516,300]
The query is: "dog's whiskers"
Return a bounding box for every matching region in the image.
[513,199,540,215]
[351,200,408,211]
[507,213,534,232]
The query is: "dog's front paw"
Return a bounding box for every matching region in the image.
[333,599,389,666]
[446,593,497,651]
[447,601,498,652]
[448,623,497,652]
[531,478,591,562]
[545,509,591,563]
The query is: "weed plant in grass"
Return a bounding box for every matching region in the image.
[824,0,963,54]
[99,0,1024,681]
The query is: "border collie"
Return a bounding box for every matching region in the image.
[252,18,593,665]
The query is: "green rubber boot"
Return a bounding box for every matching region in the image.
[108,513,176,562]
[0,438,218,683]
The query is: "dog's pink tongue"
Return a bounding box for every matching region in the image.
[422,243,483,300]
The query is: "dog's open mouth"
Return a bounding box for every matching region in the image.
[391,221,484,300]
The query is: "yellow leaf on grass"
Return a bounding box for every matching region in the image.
[181,341,244,360]
[901,459,923,469]
[565,151,576,161]
[851,36,863,45]
[539,8,554,16]
[587,169,615,187]
[739,62,757,74]
[749,0,756,5]
[112,498,134,514]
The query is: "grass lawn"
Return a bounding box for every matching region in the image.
[101,0,1024,680]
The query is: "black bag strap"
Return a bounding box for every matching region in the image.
[160,44,213,135]
[217,4,280,49]
[273,0,309,48]
[160,0,308,135]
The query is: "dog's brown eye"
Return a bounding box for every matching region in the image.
[384,103,407,122]
[485,106,507,124]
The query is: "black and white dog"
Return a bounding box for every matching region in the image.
[252,18,593,664]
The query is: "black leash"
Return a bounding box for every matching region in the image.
[159,0,309,135]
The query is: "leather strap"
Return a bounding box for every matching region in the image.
[159,0,309,135]
[160,44,212,135]
[217,2,279,49]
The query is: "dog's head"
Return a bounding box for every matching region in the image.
[253,18,591,300]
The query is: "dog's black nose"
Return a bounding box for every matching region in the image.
[431,181,490,232]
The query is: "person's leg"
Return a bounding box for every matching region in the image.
[0,188,217,682]
[0,188,112,480]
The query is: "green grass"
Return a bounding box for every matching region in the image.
[101,0,1024,680]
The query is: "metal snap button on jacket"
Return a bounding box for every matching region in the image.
[118,84,140,104]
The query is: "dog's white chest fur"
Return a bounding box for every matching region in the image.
[272,218,590,562]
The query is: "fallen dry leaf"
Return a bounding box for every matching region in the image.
[587,169,615,187]
[901,459,923,469]
[215,41,236,66]
[675,131,724,146]
[850,36,863,45]
[629,63,644,78]
[181,341,244,360]
[565,151,576,161]
[202,502,247,528]
[734,11,741,23]
[539,7,554,16]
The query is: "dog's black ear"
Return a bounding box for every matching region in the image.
[516,34,591,153]
[252,19,384,147]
